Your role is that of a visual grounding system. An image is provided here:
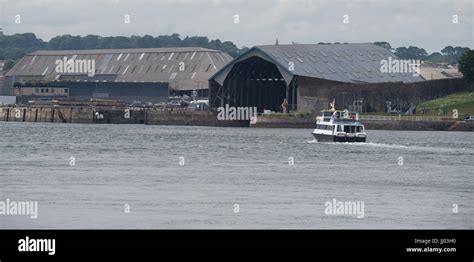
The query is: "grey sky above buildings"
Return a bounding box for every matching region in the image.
[0,0,472,53]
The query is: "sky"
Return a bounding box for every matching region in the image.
[0,0,472,53]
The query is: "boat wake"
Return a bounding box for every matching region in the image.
[342,141,474,154]
[306,140,473,154]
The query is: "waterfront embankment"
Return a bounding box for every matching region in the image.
[1,106,473,131]
[0,106,246,127]
[251,114,474,131]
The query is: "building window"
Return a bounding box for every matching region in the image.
[64,89,68,93]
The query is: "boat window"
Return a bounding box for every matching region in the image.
[344,126,357,133]
[337,125,342,132]
[323,111,332,117]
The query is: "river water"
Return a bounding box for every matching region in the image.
[0,122,473,229]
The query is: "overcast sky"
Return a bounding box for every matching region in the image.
[0,0,472,53]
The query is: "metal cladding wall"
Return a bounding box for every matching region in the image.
[57,81,168,102]
[298,77,474,113]
[17,81,169,103]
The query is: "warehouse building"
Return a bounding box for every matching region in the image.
[4,47,233,102]
[0,60,5,95]
[209,43,426,113]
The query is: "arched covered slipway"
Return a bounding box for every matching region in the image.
[209,46,298,113]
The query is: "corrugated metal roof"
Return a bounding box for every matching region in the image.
[211,43,424,85]
[7,47,233,91]
[419,66,462,80]
[28,47,218,55]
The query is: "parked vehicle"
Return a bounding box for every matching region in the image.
[187,100,209,111]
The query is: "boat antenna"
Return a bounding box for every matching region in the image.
[329,99,336,111]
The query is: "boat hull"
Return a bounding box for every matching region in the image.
[312,133,366,143]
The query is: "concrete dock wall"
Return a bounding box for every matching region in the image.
[146,110,247,127]
[363,120,474,131]
[250,114,474,131]
[0,107,139,124]
[0,107,247,127]
[0,107,95,123]
[1,106,472,131]
[250,114,315,128]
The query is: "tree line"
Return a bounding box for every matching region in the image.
[373,41,470,64]
[0,33,470,73]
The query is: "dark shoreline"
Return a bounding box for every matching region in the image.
[1,106,473,131]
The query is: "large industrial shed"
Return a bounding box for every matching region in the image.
[209,43,424,113]
[5,47,233,102]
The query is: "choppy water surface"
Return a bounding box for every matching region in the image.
[0,122,473,229]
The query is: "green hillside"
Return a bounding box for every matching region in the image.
[417,91,474,116]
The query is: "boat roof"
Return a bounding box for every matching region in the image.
[320,109,357,113]
[318,119,364,125]
[334,120,364,125]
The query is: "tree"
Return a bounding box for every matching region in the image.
[238,46,250,56]
[81,35,100,49]
[458,50,474,83]
[426,52,444,63]
[3,59,15,72]
[136,35,154,48]
[97,37,114,49]
[394,47,408,58]
[395,46,427,60]
[441,46,455,56]
[221,41,239,57]
[110,36,132,49]
[373,41,392,51]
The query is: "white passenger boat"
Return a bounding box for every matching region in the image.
[312,102,367,142]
